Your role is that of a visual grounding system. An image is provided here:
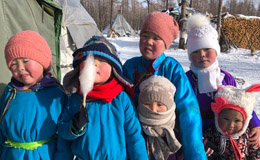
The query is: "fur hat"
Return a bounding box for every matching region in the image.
[211,84,260,137]
[140,11,179,49]
[186,13,220,59]
[138,75,176,109]
[5,30,52,71]
[63,36,132,93]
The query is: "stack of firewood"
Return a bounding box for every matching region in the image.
[221,17,260,50]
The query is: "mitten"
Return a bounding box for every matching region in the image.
[71,105,89,134]
[203,137,219,157]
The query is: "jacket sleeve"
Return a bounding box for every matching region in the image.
[170,64,207,160]
[57,94,86,140]
[249,111,260,129]
[54,136,74,160]
[123,93,148,160]
[0,86,11,156]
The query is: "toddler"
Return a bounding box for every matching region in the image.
[204,84,260,159]
[138,75,182,160]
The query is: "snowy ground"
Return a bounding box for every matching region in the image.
[107,36,260,117]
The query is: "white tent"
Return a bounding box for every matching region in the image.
[103,13,137,37]
[54,0,102,78]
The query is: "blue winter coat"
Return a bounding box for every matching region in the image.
[123,53,207,160]
[57,91,148,160]
[0,83,67,160]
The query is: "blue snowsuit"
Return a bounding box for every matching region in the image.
[0,83,67,160]
[56,91,148,160]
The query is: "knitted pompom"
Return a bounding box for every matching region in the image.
[186,13,210,33]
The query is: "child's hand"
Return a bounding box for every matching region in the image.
[71,105,89,134]
[248,127,260,149]
[203,138,219,157]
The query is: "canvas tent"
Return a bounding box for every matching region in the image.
[0,0,62,95]
[103,13,137,37]
[54,0,102,79]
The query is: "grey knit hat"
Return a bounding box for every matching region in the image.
[138,75,176,109]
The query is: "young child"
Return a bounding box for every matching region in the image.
[123,11,207,159]
[203,84,260,159]
[57,36,148,160]
[0,30,68,159]
[185,13,260,146]
[138,75,182,160]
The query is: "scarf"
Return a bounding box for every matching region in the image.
[78,78,123,103]
[219,132,242,160]
[190,60,224,94]
[11,73,59,90]
[138,104,181,160]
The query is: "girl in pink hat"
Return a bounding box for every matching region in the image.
[0,30,70,160]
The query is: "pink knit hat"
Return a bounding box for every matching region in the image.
[5,30,52,71]
[140,12,179,49]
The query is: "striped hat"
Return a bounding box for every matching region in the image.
[63,36,132,93]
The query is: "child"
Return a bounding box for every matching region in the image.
[138,75,182,160]
[123,11,207,159]
[203,84,260,159]
[0,30,68,159]
[185,13,260,146]
[57,36,148,160]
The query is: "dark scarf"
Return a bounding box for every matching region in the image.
[11,73,59,90]
[78,78,125,103]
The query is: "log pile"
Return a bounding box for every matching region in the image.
[221,16,260,50]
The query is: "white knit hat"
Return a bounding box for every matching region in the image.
[186,13,220,59]
[211,84,260,137]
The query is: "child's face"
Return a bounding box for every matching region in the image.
[10,58,44,89]
[218,108,244,135]
[80,57,112,86]
[139,32,166,60]
[143,101,167,113]
[190,48,217,68]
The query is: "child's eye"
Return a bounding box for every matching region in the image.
[235,120,242,123]
[223,118,229,121]
[23,59,30,63]
[141,35,148,38]
[157,103,163,106]
[154,37,161,41]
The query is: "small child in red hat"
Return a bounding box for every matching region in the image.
[204,84,260,160]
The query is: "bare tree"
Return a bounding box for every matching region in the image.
[217,0,223,42]
[146,0,151,14]
[110,0,113,29]
[179,0,188,49]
